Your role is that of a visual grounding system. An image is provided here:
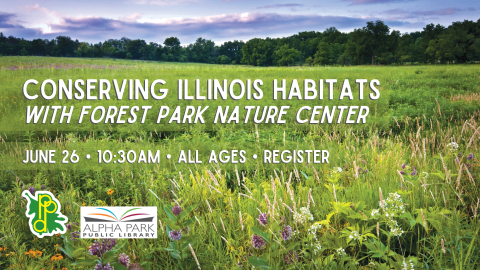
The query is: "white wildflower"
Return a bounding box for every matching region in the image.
[336,247,346,256]
[294,207,313,224]
[348,230,361,241]
[447,142,459,152]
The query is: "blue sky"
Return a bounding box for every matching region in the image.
[0,0,478,44]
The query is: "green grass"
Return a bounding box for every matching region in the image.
[0,56,479,269]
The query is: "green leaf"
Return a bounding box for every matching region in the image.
[164,205,177,221]
[164,219,182,231]
[102,250,116,263]
[251,226,270,243]
[71,259,98,267]
[111,262,129,270]
[179,204,198,220]
[71,248,85,259]
[247,256,270,269]
[58,247,72,258]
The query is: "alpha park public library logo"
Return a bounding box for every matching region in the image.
[22,190,68,238]
[81,207,157,238]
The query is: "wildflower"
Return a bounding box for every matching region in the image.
[284,251,298,264]
[94,262,114,270]
[349,230,361,241]
[118,253,130,268]
[28,186,35,195]
[422,172,429,178]
[41,184,46,190]
[312,241,322,254]
[169,230,182,241]
[308,223,322,240]
[401,258,415,270]
[50,254,64,261]
[89,239,117,257]
[371,209,380,219]
[281,225,292,241]
[467,153,474,160]
[71,231,80,241]
[25,249,42,258]
[401,163,407,169]
[182,226,190,234]
[333,167,343,173]
[172,204,182,216]
[410,169,417,176]
[390,226,404,237]
[251,235,266,249]
[294,207,313,224]
[130,263,143,270]
[400,170,405,175]
[257,213,268,226]
[447,142,459,152]
[107,189,114,195]
[336,247,346,256]
[83,201,86,206]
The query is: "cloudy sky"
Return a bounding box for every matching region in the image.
[1,0,478,45]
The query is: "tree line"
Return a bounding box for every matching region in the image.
[1,19,479,66]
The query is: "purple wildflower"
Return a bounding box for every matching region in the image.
[172,204,182,216]
[70,231,80,241]
[103,238,117,251]
[28,186,35,195]
[400,171,405,175]
[284,251,298,264]
[66,223,72,231]
[251,235,266,249]
[118,253,130,268]
[89,241,103,257]
[467,153,474,160]
[41,184,46,190]
[458,153,463,158]
[281,225,293,241]
[411,169,417,176]
[169,230,182,241]
[257,213,268,227]
[130,263,143,270]
[401,163,407,169]
[94,262,114,270]
[89,239,117,257]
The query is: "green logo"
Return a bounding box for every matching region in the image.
[22,190,68,238]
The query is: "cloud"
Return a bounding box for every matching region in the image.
[119,13,143,22]
[383,7,477,19]
[0,12,19,28]
[1,11,414,44]
[256,4,304,9]
[132,0,200,6]
[344,0,411,5]
[0,12,43,37]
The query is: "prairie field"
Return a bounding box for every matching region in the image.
[0,56,479,269]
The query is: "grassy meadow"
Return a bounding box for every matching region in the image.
[0,56,479,269]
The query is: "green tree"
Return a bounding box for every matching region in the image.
[274,44,300,66]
